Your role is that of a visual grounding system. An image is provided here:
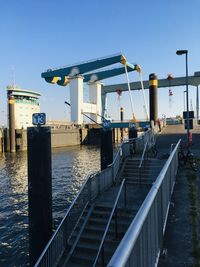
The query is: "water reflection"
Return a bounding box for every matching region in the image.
[0,146,100,267]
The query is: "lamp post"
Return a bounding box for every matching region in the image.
[176,50,189,146]
[183,90,186,111]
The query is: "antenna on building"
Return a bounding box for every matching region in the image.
[11,66,16,87]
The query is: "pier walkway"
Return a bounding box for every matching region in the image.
[157,124,200,267]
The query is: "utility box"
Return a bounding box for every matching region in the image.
[183,111,194,119]
[184,119,193,130]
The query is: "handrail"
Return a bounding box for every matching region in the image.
[139,139,148,169]
[107,135,141,169]
[34,171,96,266]
[93,179,126,267]
[63,204,94,266]
[108,139,181,267]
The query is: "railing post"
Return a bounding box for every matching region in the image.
[115,208,118,238]
[88,175,92,203]
[101,245,105,267]
[124,179,127,208]
[112,165,115,184]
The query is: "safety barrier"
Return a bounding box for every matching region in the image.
[108,139,180,267]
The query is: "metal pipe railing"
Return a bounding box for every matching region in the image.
[34,129,154,267]
[108,139,181,267]
[93,179,126,267]
[34,171,96,267]
[138,139,149,182]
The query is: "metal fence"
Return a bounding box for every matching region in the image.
[34,129,154,267]
[107,139,180,267]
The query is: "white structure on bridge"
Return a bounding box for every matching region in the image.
[69,76,102,124]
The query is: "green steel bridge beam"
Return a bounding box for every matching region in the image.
[41,53,135,85]
[84,64,139,83]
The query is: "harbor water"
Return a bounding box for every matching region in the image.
[0,145,101,267]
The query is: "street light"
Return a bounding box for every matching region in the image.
[183,90,186,111]
[176,49,189,146]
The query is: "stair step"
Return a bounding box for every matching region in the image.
[88,216,132,226]
[70,250,95,266]
[84,222,129,234]
[125,179,153,185]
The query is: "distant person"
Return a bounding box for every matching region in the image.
[157,119,161,132]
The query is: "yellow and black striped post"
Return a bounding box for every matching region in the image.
[149,73,158,126]
[8,95,16,153]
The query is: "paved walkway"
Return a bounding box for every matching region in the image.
[157,124,200,267]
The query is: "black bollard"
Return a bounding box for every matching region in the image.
[27,126,52,266]
[149,73,158,126]
[100,128,113,170]
[120,107,124,141]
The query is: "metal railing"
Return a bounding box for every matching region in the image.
[34,129,154,267]
[108,139,181,267]
[93,179,126,267]
[138,139,148,182]
[138,129,157,182]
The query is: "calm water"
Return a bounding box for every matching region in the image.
[0,145,100,267]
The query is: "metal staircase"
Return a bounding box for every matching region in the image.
[122,158,165,185]
[65,204,136,267]
[34,129,176,267]
[59,155,165,267]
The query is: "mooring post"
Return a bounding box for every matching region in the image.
[27,126,52,266]
[8,95,16,153]
[120,107,124,141]
[149,73,158,126]
[100,128,113,170]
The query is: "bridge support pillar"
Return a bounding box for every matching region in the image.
[102,93,107,119]
[89,82,102,123]
[149,73,158,126]
[69,76,84,124]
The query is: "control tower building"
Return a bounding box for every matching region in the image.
[7,85,41,129]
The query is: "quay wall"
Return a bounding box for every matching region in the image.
[14,128,86,151]
[2,127,99,152]
[1,122,166,152]
[51,129,81,148]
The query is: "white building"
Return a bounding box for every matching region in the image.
[7,85,41,129]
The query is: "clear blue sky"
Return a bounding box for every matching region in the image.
[1,0,200,125]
